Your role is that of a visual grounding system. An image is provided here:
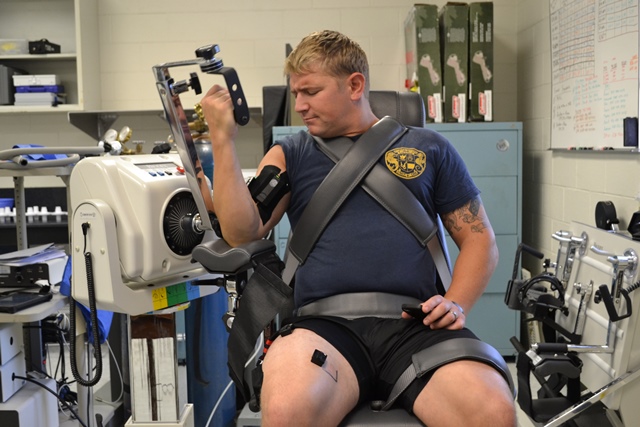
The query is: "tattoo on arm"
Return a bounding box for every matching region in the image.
[442,197,488,234]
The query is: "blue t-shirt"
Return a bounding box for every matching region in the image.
[276,126,479,308]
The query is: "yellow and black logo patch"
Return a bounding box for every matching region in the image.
[385,148,426,179]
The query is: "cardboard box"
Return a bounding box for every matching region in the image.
[469,2,493,121]
[439,2,469,122]
[404,4,443,123]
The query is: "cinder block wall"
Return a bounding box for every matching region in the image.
[0,0,519,187]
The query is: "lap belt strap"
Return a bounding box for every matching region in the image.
[296,292,423,319]
[373,338,516,411]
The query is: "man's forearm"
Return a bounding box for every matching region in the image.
[211,141,262,246]
[445,237,498,313]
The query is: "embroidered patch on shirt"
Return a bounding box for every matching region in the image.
[385,148,426,179]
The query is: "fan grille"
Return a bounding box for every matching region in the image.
[163,191,204,256]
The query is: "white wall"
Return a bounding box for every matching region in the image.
[96,0,518,113]
[517,0,640,264]
[0,0,519,187]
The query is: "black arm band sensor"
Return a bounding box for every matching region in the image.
[247,165,290,224]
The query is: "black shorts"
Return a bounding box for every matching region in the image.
[284,315,479,413]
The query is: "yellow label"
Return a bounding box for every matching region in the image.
[152,288,168,310]
[385,148,427,179]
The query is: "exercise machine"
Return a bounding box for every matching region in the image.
[506,222,640,426]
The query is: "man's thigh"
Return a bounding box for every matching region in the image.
[261,328,360,424]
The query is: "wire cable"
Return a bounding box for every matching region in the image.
[70,223,103,387]
[204,380,233,427]
[203,332,263,427]
[95,340,124,405]
[12,374,88,427]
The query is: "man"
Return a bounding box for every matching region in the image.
[200,30,515,427]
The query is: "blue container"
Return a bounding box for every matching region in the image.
[184,291,235,427]
[194,138,214,183]
[0,198,14,209]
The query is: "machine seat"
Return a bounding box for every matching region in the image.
[339,406,425,426]
[191,238,277,275]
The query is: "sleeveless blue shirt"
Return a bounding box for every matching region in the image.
[275,126,479,308]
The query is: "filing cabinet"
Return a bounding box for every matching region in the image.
[428,122,522,355]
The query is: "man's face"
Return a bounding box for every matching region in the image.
[289,64,354,138]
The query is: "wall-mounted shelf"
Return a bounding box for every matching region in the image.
[68,107,263,141]
[0,0,100,113]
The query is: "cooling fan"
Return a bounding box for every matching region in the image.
[163,191,205,256]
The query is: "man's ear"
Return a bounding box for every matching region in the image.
[347,72,366,100]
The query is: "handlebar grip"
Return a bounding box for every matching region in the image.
[535,342,568,353]
[520,243,544,259]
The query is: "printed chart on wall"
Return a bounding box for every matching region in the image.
[550,0,638,149]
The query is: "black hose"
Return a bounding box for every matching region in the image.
[625,280,640,294]
[69,224,103,388]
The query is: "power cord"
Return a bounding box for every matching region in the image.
[204,380,234,427]
[204,332,264,427]
[69,222,103,387]
[94,339,124,406]
[12,374,88,427]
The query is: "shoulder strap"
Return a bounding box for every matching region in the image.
[314,136,437,246]
[287,117,407,265]
[312,132,452,293]
[282,117,452,291]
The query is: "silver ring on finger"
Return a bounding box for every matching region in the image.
[450,310,458,321]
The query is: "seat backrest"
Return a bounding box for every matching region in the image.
[262,88,427,153]
[368,90,426,127]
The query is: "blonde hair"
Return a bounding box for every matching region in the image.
[284,30,370,95]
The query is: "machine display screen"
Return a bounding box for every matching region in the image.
[134,162,177,171]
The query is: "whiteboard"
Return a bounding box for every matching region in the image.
[550,0,638,149]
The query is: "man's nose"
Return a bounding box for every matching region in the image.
[294,95,307,113]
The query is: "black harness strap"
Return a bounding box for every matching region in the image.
[222,116,511,410]
[282,116,450,290]
[227,263,293,401]
[373,338,516,411]
[310,127,452,294]
[312,132,436,247]
[287,116,408,265]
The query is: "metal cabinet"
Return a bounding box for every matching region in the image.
[427,122,522,355]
